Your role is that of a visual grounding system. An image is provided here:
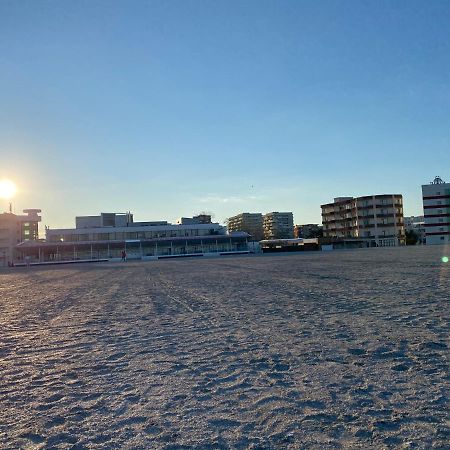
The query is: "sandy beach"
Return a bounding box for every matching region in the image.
[0,246,449,449]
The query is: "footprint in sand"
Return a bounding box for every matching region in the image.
[391,363,411,372]
[107,352,127,361]
[347,348,367,356]
[45,415,66,429]
[46,432,78,446]
[209,418,241,429]
[144,423,162,435]
[19,432,45,445]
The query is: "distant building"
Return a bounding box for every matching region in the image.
[177,214,212,225]
[321,195,405,246]
[404,215,425,244]
[0,209,41,266]
[294,224,323,239]
[263,212,294,240]
[422,176,450,245]
[76,212,134,228]
[227,213,264,241]
[16,211,249,263]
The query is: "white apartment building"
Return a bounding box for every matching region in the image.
[422,177,450,245]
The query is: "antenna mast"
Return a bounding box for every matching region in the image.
[431,176,445,185]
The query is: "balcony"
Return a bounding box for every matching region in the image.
[357,215,374,219]
[375,204,394,208]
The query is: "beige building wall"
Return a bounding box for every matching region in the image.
[0,214,21,265]
[321,195,405,246]
[0,210,41,265]
[263,212,294,240]
[227,213,263,241]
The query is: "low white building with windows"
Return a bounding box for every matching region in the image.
[16,212,249,263]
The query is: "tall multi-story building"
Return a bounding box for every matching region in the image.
[422,176,450,245]
[227,213,263,241]
[0,209,41,265]
[263,212,294,240]
[321,195,405,246]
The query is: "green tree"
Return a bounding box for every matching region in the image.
[405,230,419,246]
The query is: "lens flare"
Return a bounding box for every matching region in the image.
[442,256,449,263]
[0,179,17,199]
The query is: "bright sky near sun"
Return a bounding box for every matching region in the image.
[0,179,17,200]
[1,0,449,228]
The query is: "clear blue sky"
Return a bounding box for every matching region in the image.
[1,0,449,229]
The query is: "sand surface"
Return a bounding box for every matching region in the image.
[0,247,449,449]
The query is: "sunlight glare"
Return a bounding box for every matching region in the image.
[0,179,17,199]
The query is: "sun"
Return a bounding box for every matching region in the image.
[0,179,17,199]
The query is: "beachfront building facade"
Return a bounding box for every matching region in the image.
[0,209,41,266]
[422,176,450,245]
[263,212,294,240]
[16,212,249,263]
[321,195,405,246]
[227,213,264,241]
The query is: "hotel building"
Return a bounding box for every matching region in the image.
[263,212,294,240]
[227,213,264,241]
[422,176,450,245]
[321,195,405,246]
